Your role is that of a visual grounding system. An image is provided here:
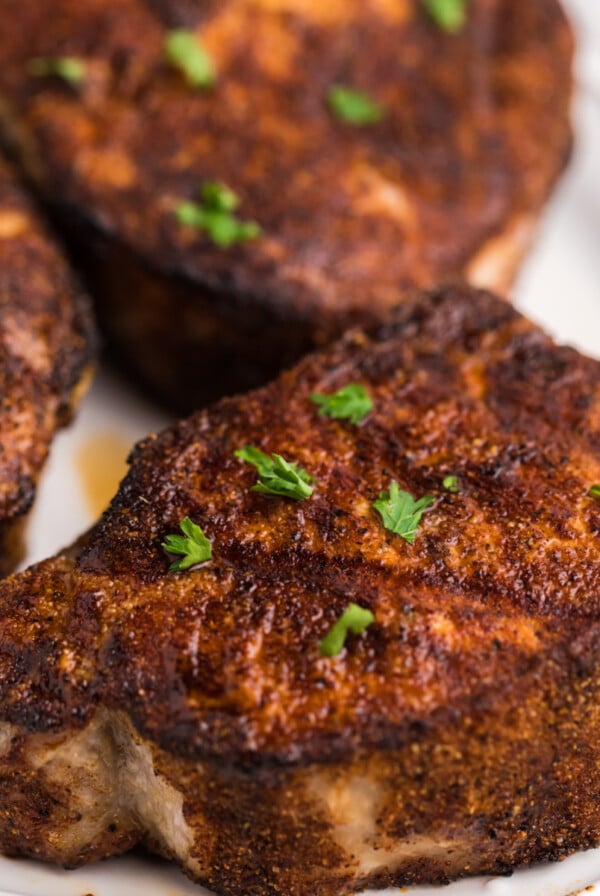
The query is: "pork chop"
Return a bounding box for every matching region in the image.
[1,284,599,895]
[0,156,94,574]
[0,0,573,409]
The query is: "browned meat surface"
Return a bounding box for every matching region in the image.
[0,0,573,409]
[1,284,600,894]
[0,157,94,574]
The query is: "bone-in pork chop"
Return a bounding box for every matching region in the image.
[0,0,573,409]
[1,284,599,895]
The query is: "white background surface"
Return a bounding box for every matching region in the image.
[2,1,600,893]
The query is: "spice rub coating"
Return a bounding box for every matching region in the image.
[0,0,573,408]
[1,285,600,894]
[0,157,94,573]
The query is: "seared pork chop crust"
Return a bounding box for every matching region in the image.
[1,285,600,894]
[0,158,94,573]
[0,0,573,409]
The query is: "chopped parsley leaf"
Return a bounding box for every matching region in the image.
[162,516,212,571]
[235,445,314,500]
[200,180,239,213]
[176,180,261,248]
[28,56,86,86]
[588,484,600,501]
[373,481,434,543]
[319,604,375,657]
[442,475,460,493]
[310,383,373,425]
[165,29,216,89]
[327,85,384,126]
[422,0,467,33]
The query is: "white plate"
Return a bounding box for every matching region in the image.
[3,1,600,893]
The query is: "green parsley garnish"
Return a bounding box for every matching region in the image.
[165,29,216,89]
[176,201,260,246]
[310,383,373,425]
[373,481,434,544]
[176,181,261,248]
[28,56,86,86]
[327,85,384,126]
[422,0,467,33]
[235,446,314,500]
[588,484,600,500]
[442,475,460,493]
[319,604,375,657]
[200,180,239,213]
[162,516,212,571]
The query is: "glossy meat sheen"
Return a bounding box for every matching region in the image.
[0,0,573,408]
[1,285,600,895]
[0,157,94,573]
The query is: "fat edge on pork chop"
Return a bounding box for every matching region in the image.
[0,0,573,409]
[0,284,599,895]
[0,156,94,574]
